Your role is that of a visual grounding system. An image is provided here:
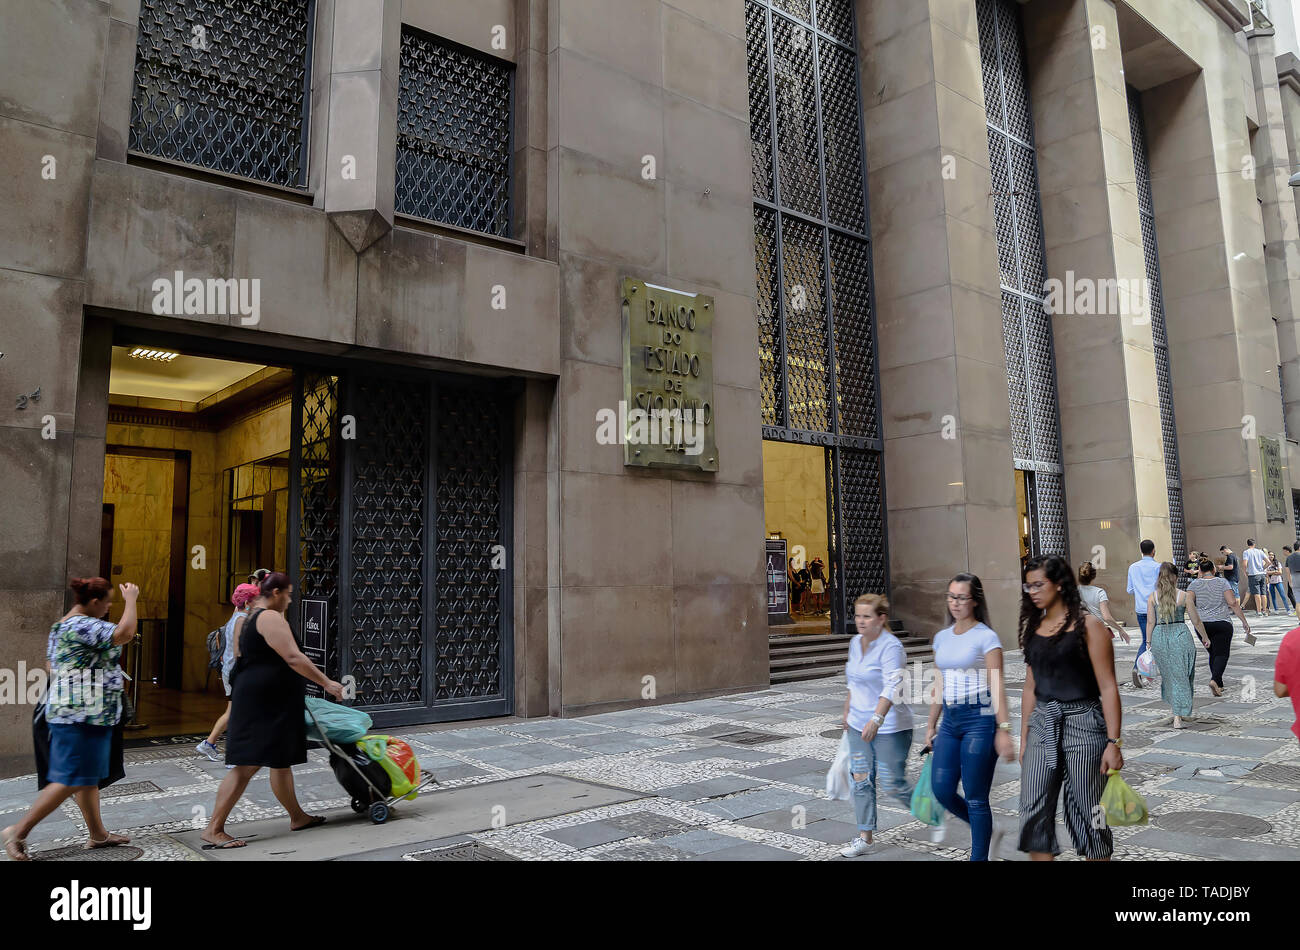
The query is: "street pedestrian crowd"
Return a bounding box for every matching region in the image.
[837,541,1300,861]
[3,570,344,860]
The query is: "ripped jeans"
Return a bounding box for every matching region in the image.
[845,727,914,832]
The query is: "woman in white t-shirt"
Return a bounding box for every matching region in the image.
[1076,561,1131,643]
[838,593,914,858]
[923,573,1015,861]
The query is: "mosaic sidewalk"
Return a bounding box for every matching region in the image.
[2,616,1297,862]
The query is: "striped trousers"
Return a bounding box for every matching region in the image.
[1018,698,1113,859]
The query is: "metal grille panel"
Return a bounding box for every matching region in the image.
[979,0,1067,557]
[129,0,312,188]
[349,378,428,708]
[750,0,886,617]
[1129,86,1187,569]
[818,38,867,232]
[297,373,340,677]
[1033,471,1069,557]
[435,388,505,700]
[828,231,877,439]
[755,207,784,426]
[815,0,856,44]
[781,216,831,432]
[771,13,822,218]
[835,448,888,600]
[396,28,513,236]
[748,1,775,201]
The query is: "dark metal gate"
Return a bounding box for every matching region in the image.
[978,0,1069,559]
[747,0,888,634]
[289,369,513,726]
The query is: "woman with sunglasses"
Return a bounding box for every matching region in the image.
[924,573,1014,861]
[1018,555,1123,861]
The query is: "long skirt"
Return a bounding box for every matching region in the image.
[1150,623,1197,717]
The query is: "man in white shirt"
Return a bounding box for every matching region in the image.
[1241,538,1270,617]
[1126,540,1160,688]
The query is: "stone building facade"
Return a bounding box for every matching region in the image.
[2,0,1299,770]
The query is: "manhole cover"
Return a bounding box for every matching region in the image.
[713,730,786,746]
[410,842,518,861]
[33,844,144,862]
[1250,764,1300,785]
[604,811,695,838]
[1154,811,1272,837]
[124,744,209,761]
[101,781,163,800]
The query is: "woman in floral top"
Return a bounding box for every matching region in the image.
[3,577,139,861]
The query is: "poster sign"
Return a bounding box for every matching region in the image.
[300,598,328,698]
[1261,436,1286,523]
[766,538,790,624]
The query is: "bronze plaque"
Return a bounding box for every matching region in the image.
[620,278,718,471]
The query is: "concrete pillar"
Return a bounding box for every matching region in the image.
[857,0,1023,642]
[1248,28,1300,446]
[1140,14,1292,554]
[1020,0,1172,604]
[321,0,400,252]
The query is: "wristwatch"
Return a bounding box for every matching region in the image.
[871,713,885,726]
[996,722,1012,731]
[1107,737,1122,748]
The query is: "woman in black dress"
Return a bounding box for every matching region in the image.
[200,572,343,850]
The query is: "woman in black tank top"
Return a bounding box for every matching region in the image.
[1017,556,1124,861]
[199,573,345,851]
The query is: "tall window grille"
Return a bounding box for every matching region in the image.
[1129,86,1188,570]
[129,0,314,188]
[396,28,514,237]
[747,0,888,613]
[977,0,1069,559]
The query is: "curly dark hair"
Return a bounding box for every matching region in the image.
[1018,555,1088,655]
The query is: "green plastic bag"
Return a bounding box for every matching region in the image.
[909,755,945,827]
[1100,770,1148,827]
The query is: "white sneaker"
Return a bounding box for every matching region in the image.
[839,837,879,858]
[196,740,220,762]
[930,821,946,843]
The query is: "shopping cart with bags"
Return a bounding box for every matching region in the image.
[304,697,438,824]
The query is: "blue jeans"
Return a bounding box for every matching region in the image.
[845,727,914,832]
[931,701,998,861]
[1133,613,1148,670]
[1269,584,1288,611]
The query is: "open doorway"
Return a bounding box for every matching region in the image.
[762,440,832,635]
[105,343,292,739]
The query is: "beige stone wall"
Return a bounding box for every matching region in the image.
[548,0,767,710]
[761,441,829,571]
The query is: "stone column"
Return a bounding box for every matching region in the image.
[1249,28,1300,445]
[1020,0,1172,604]
[321,0,400,252]
[0,0,112,773]
[857,0,1023,640]
[1139,11,1290,553]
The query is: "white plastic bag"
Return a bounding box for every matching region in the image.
[825,730,852,801]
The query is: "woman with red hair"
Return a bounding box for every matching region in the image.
[197,582,263,763]
[3,577,140,861]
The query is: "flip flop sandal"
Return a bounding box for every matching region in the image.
[291,816,327,832]
[201,838,249,851]
[85,833,130,850]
